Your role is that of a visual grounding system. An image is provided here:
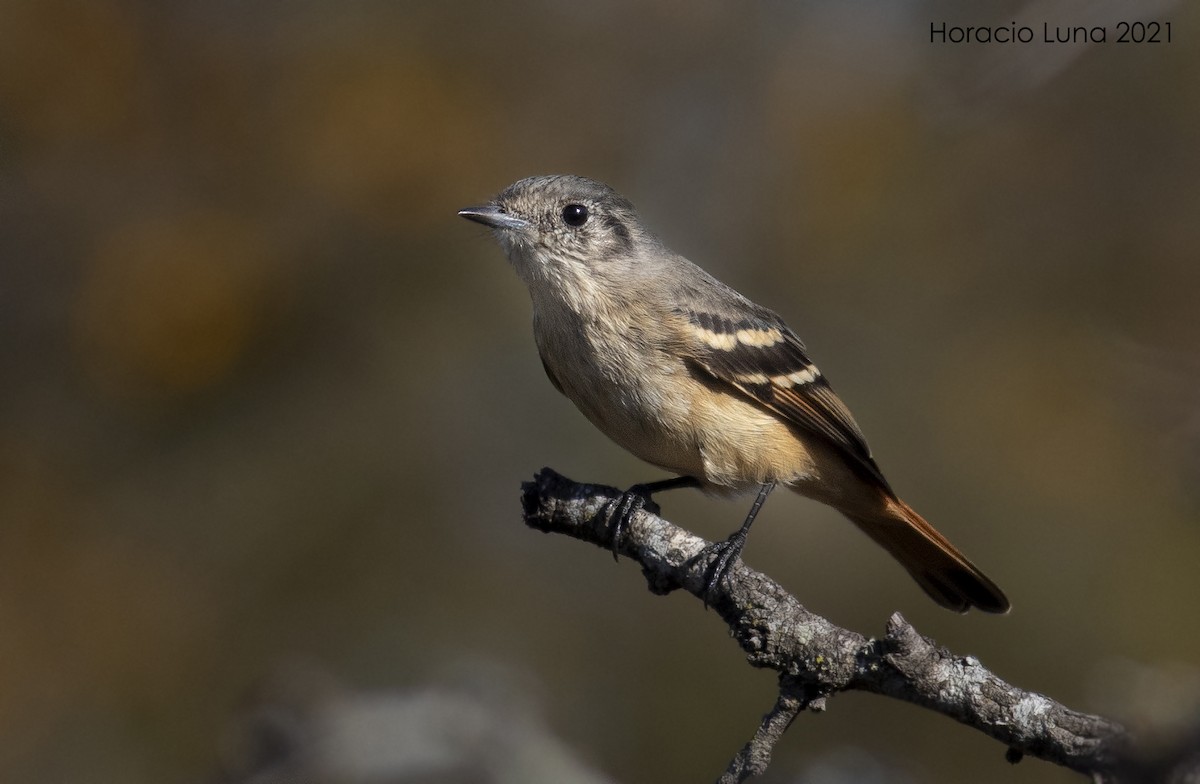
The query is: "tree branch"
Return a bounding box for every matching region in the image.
[520,467,1135,782]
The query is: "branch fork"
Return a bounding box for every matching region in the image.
[521,467,1132,783]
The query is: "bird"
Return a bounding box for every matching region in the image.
[459,174,1009,614]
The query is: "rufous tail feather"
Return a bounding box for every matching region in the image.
[844,498,1010,614]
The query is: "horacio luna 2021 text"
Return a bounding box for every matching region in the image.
[931,21,1172,44]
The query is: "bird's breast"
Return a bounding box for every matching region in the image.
[530,298,822,494]
[532,300,706,475]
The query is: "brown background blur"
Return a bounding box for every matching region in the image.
[2,1,1198,782]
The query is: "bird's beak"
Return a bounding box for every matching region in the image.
[458,205,529,230]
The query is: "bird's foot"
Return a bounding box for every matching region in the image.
[603,476,699,561]
[604,484,661,561]
[697,529,749,608]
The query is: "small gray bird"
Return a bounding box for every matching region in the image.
[459,175,1009,613]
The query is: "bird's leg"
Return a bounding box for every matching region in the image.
[701,482,776,604]
[607,476,701,560]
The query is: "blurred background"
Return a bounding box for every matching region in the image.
[2,0,1198,781]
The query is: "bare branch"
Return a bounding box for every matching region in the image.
[521,467,1136,782]
[718,677,816,784]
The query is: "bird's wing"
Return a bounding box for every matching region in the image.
[676,307,891,492]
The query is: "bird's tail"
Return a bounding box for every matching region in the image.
[843,498,1010,614]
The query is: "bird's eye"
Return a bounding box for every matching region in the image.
[561,204,589,227]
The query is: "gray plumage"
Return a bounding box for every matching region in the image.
[460,175,1009,614]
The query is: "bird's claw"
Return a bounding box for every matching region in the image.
[697,530,748,609]
[604,485,659,561]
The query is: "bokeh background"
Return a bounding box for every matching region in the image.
[2,1,1199,781]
